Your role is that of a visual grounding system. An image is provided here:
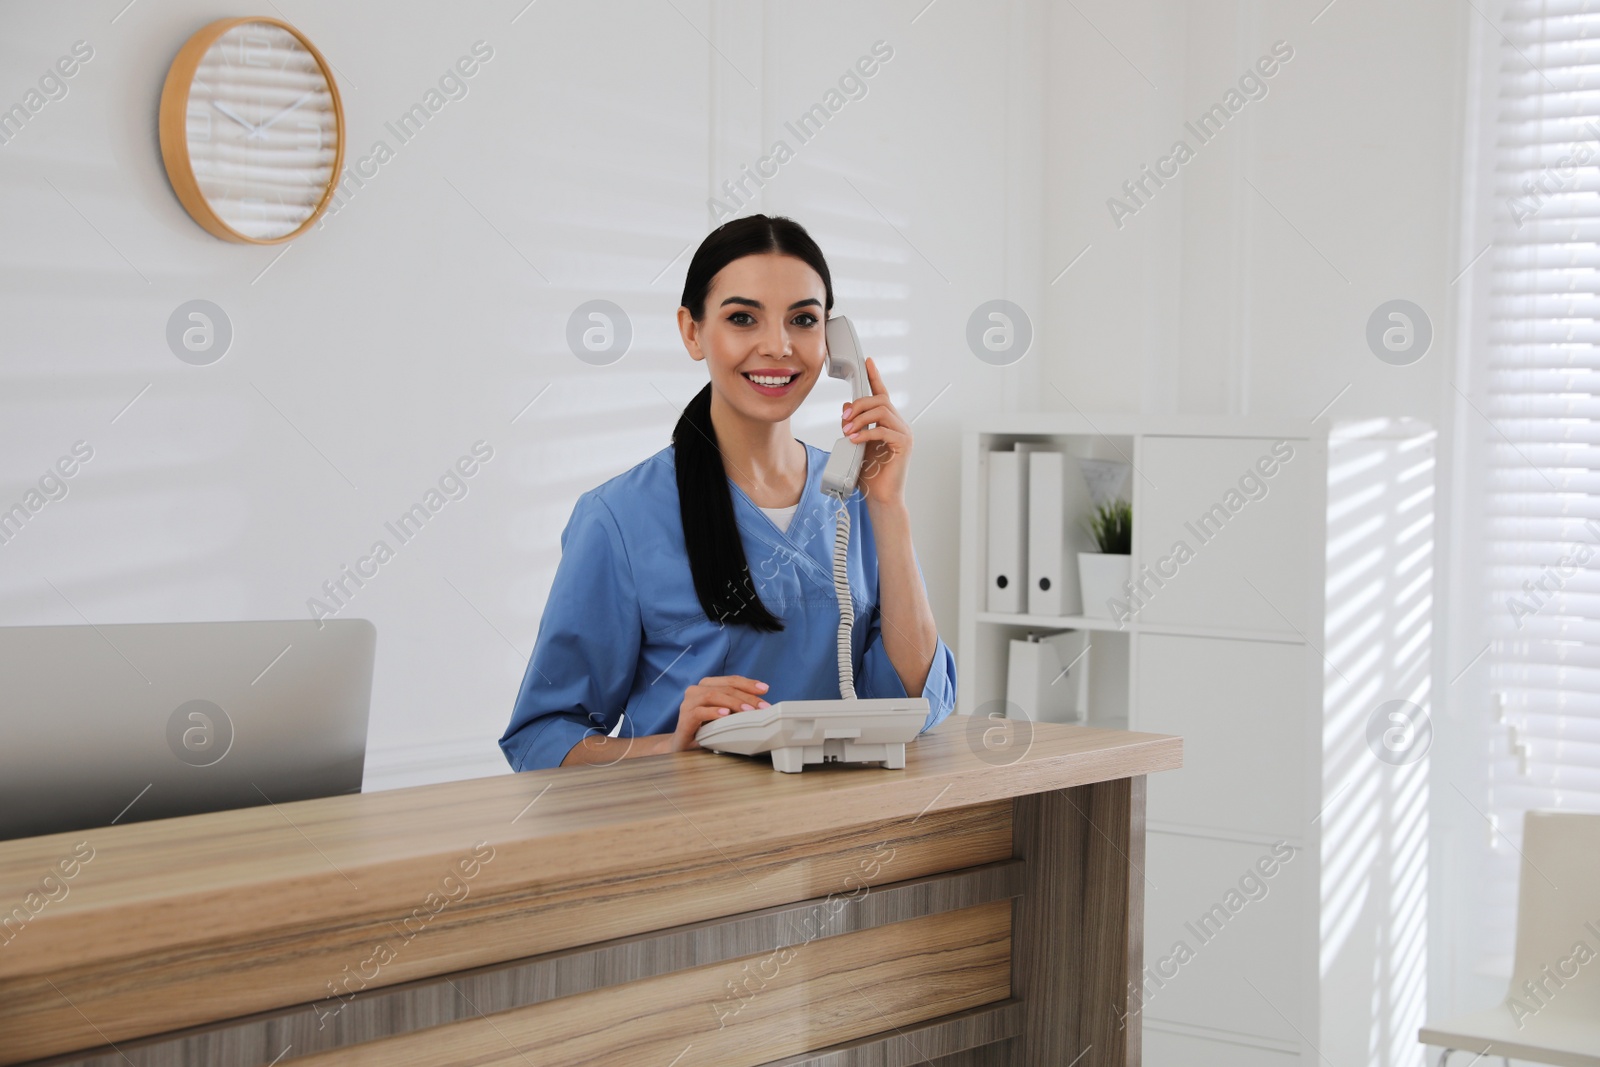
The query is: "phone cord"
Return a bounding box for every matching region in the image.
[831,498,857,700]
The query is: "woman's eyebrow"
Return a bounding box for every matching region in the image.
[719,296,823,310]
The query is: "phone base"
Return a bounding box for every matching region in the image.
[768,739,906,773]
[695,697,929,773]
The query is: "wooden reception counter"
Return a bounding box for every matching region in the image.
[0,714,1180,1067]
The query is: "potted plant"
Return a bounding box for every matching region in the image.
[1078,498,1131,620]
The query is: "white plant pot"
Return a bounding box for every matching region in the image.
[1077,552,1131,619]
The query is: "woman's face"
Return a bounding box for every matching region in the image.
[678,252,828,425]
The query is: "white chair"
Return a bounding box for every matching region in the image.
[1419,810,1600,1067]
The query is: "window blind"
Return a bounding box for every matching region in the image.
[1481,0,1600,964]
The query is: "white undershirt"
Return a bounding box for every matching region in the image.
[759,503,798,533]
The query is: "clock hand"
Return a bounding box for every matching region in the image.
[249,89,317,138]
[211,100,259,134]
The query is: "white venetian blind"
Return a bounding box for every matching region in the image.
[1482,0,1600,961]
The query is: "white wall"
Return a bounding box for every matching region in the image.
[1044,0,1464,425]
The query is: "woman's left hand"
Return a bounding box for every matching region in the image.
[841,356,911,511]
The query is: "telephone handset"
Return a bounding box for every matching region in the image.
[821,315,872,500]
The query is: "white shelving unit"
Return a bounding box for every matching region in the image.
[958,413,1436,1067]
[958,413,1322,734]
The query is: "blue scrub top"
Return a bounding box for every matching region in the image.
[498,441,957,771]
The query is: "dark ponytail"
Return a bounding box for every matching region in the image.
[673,214,834,631]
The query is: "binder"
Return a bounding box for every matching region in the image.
[1005,630,1090,723]
[985,449,1026,613]
[1026,451,1069,615]
[1023,450,1100,616]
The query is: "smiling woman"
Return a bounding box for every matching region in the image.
[673,228,833,631]
[498,214,956,771]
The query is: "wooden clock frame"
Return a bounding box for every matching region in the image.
[158,16,346,245]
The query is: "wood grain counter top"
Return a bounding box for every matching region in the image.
[0,714,1180,1066]
[0,715,1178,981]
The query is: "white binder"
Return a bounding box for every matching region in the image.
[1005,630,1090,723]
[1024,450,1098,616]
[985,449,1026,613]
[1026,451,1070,615]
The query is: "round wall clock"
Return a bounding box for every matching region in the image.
[159,17,345,244]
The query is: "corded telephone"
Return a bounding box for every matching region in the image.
[695,314,932,772]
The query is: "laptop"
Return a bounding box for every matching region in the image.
[0,619,376,841]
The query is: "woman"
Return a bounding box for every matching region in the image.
[498,214,956,770]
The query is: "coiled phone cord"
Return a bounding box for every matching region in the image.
[830,497,857,700]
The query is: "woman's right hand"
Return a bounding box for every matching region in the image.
[670,675,771,752]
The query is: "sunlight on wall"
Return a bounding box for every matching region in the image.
[1321,418,1434,1066]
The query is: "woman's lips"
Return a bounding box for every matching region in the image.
[742,371,798,397]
